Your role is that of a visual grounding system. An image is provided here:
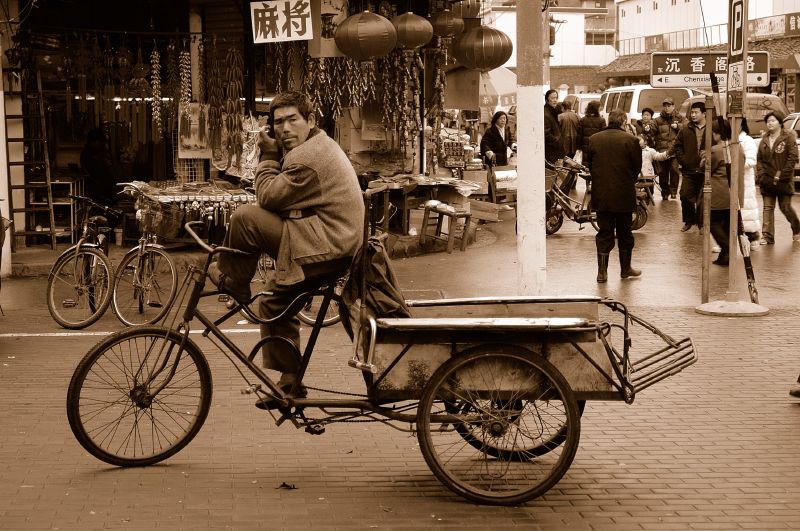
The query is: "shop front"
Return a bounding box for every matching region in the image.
[2,0,517,253]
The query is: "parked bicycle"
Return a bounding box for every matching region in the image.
[46,195,120,329]
[545,157,649,235]
[110,183,179,326]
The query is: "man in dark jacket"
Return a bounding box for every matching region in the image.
[585,109,643,283]
[544,89,564,163]
[208,91,364,406]
[653,98,686,199]
[674,100,707,232]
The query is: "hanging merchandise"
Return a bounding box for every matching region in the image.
[150,45,163,142]
[273,42,285,93]
[303,56,325,119]
[90,36,104,125]
[102,36,116,123]
[61,36,74,124]
[207,38,224,154]
[392,12,433,156]
[164,39,181,134]
[212,114,260,180]
[129,43,151,99]
[179,46,193,148]
[453,25,513,72]
[74,35,91,113]
[427,36,449,176]
[196,36,205,104]
[116,41,132,123]
[224,46,244,169]
[335,10,397,103]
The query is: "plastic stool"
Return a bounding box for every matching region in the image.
[419,204,472,253]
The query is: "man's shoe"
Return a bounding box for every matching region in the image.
[596,252,609,283]
[711,245,721,253]
[207,262,251,303]
[789,386,800,398]
[255,383,308,410]
[619,250,642,278]
[680,223,693,232]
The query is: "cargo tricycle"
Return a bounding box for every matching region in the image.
[66,186,697,506]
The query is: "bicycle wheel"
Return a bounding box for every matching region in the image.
[631,204,648,231]
[47,247,113,329]
[112,246,178,326]
[297,294,342,327]
[545,205,563,235]
[66,326,212,467]
[417,345,581,506]
[452,399,585,460]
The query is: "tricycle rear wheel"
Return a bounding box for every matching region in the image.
[417,345,581,506]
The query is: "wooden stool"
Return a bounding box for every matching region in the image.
[419,204,472,253]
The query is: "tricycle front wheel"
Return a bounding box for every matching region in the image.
[416,345,581,506]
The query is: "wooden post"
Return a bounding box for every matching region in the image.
[516,0,546,294]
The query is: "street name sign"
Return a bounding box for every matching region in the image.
[650,51,769,88]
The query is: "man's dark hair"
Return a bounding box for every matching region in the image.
[544,89,558,102]
[690,101,706,113]
[764,110,786,124]
[607,109,627,128]
[490,111,508,127]
[711,119,731,140]
[740,117,750,135]
[269,91,314,127]
[641,107,654,117]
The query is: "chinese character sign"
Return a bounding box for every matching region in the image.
[251,0,313,43]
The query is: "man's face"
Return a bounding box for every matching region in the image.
[663,103,675,114]
[546,92,559,108]
[642,112,652,122]
[690,107,705,124]
[272,105,315,152]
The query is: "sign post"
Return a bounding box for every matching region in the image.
[696,0,768,317]
[650,51,770,89]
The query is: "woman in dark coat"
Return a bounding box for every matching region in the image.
[757,110,800,244]
[577,100,606,154]
[544,89,564,163]
[480,111,515,166]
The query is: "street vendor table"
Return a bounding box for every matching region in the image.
[367,175,482,235]
[123,180,255,244]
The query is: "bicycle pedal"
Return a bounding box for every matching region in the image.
[62,299,78,308]
[218,294,232,303]
[305,423,325,435]
[147,302,163,308]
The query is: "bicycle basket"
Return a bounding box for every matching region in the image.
[137,200,184,239]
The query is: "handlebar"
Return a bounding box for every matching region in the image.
[184,221,251,257]
[69,195,123,218]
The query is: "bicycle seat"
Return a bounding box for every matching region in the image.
[89,215,109,227]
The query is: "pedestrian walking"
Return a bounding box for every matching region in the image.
[479,110,515,166]
[738,119,761,249]
[674,101,707,232]
[585,109,643,283]
[757,110,800,245]
[706,120,732,266]
[544,89,564,163]
[558,102,580,159]
[576,100,605,163]
[653,98,686,200]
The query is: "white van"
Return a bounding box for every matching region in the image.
[598,84,694,124]
[563,93,601,118]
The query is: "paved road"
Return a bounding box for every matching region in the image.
[1,195,800,529]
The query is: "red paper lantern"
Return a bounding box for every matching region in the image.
[335,11,398,62]
[430,9,464,38]
[393,12,434,50]
[453,25,513,71]
[450,0,481,19]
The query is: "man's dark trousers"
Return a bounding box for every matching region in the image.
[680,171,704,226]
[595,211,634,253]
[657,157,680,197]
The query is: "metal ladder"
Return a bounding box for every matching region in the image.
[4,69,57,250]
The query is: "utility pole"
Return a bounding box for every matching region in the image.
[516,0,547,294]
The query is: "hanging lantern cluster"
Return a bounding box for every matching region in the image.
[453,25,513,72]
[430,9,464,40]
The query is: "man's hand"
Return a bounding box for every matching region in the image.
[258,126,281,162]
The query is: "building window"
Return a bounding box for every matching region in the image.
[621,8,625,17]
[585,32,615,45]
[653,1,658,9]
[636,5,642,14]
[671,0,677,4]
